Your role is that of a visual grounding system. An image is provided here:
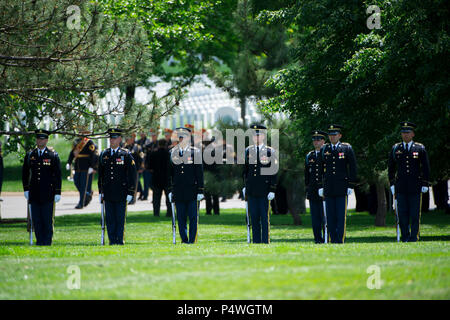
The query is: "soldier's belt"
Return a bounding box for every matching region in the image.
[75,154,90,158]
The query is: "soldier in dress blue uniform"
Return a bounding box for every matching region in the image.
[305,130,327,243]
[22,129,62,245]
[168,127,204,244]
[98,128,137,245]
[66,131,98,208]
[318,125,357,244]
[388,122,430,242]
[242,124,278,244]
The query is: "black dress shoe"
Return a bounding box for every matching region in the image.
[84,194,92,206]
[75,204,83,209]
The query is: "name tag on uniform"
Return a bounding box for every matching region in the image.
[43,159,51,165]
[339,152,345,159]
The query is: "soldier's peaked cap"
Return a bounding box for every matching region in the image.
[35,129,50,139]
[250,124,267,135]
[312,130,327,140]
[327,124,343,135]
[107,128,123,138]
[400,121,416,132]
[176,127,191,137]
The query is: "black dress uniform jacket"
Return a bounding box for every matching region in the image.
[388,142,430,194]
[144,141,158,171]
[125,143,144,172]
[305,150,322,201]
[67,138,98,171]
[22,147,62,203]
[168,145,204,202]
[318,142,357,197]
[243,145,277,198]
[98,148,137,202]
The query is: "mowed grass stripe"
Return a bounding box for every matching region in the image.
[0,209,449,299]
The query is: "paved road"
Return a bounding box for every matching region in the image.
[0,189,439,220]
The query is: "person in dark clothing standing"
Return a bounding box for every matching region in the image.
[124,134,144,204]
[143,130,159,201]
[150,139,172,217]
[66,131,98,208]
[22,130,62,245]
[318,125,357,244]
[305,130,327,243]
[388,122,430,242]
[242,124,278,244]
[168,127,204,244]
[98,128,137,245]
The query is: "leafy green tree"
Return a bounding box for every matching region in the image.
[259,0,449,225]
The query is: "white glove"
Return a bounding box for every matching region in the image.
[318,188,324,197]
[347,188,353,195]
[88,167,94,174]
[54,195,61,203]
[267,192,275,201]
[66,163,70,170]
[197,194,204,201]
[242,187,246,198]
[126,195,133,203]
[168,192,173,203]
[99,194,103,203]
[421,186,429,193]
[390,185,395,196]
[24,191,29,200]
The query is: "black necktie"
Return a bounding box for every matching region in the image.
[405,143,409,152]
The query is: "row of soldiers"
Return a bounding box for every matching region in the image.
[22,121,430,245]
[305,122,430,243]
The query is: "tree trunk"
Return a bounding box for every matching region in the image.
[285,177,305,225]
[374,181,387,226]
[124,85,136,115]
[239,96,246,126]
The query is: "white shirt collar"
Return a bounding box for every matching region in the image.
[331,142,340,148]
[111,147,120,154]
[37,147,46,154]
[403,141,413,149]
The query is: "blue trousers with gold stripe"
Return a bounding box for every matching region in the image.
[105,201,127,245]
[397,193,421,242]
[175,200,198,243]
[325,196,347,244]
[248,196,270,244]
[30,201,54,246]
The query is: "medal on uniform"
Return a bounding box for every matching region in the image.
[43,158,51,166]
[339,152,345,159]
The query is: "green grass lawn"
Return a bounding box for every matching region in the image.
[0,209,449,299]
